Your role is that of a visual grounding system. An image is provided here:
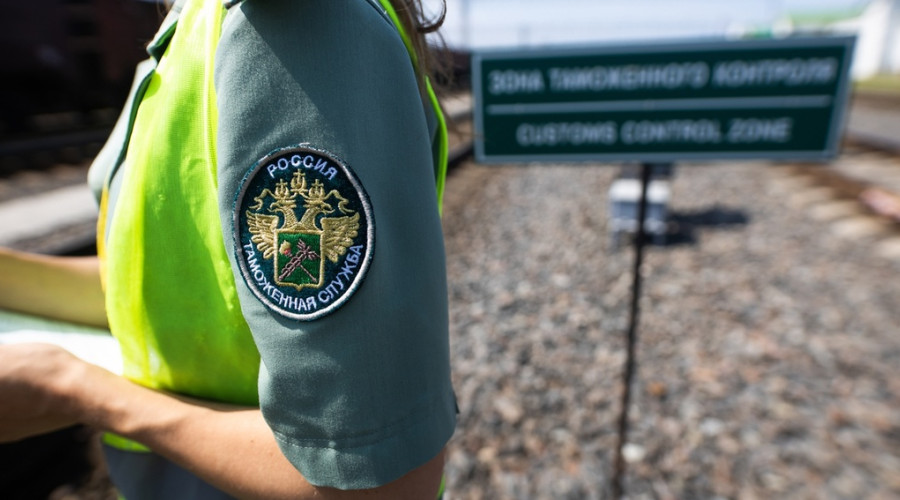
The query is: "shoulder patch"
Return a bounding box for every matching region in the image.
[234,145,374,321]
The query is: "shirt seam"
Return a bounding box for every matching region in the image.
[268,389,452,451]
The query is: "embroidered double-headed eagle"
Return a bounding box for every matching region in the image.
[246,170,359,290]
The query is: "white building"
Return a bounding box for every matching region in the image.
[843,0,900,78]
[752,0,900,79]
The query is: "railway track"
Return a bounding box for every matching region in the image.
[3,90,900,255]
[781,91,900,236]
[0,94,476,256]
[783,157,900,227]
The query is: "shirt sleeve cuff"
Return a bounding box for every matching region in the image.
[271,388,457,490]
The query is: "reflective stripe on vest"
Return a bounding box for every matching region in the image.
[99,0,260,406]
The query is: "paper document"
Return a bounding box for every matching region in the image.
[0,309,122,375]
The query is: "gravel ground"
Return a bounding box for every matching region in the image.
[440,159,900,500]
[3,154,898,499]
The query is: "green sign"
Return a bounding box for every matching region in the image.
[472,37,855,163]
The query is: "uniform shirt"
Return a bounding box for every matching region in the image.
[88,0,456,491]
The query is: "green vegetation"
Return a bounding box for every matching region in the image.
[854,74,900,96]
[787,5,867,26]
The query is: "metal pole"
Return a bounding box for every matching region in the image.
[611,163,653,499]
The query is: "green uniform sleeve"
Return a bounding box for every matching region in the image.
[213,0,456,489]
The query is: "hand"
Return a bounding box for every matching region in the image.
[0,343,86,442]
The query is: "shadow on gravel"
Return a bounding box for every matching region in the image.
[664,205,751,246]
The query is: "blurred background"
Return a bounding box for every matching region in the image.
[1,1,898,499]
[433,1,871,49]
[0,0,162,140]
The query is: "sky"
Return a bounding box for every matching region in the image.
[424,0,874,49]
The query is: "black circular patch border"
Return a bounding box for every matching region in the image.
[232,144,375,321]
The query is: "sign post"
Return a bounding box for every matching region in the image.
[611,160,654,499]
[471,36,855,498]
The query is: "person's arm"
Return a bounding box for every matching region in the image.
[0,248,106,328]
[214,0,457,491]
[0,342,445,499]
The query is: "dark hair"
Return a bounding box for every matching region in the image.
[388,0,450,90]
